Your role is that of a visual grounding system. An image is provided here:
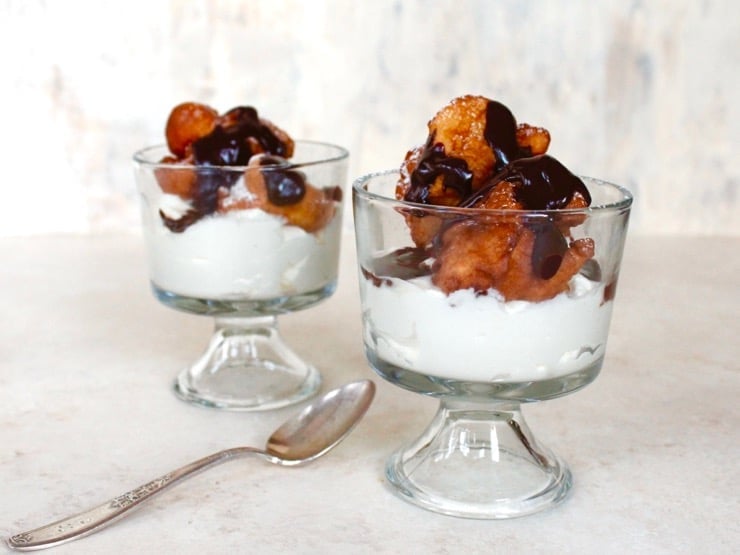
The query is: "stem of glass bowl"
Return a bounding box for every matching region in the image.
[173,315,321,411]
[384,398,572,519]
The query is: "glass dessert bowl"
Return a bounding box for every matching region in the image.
[134,103,348,410]
[353,170,632,518]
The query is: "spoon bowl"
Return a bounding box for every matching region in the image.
[7,379,375,551]
[266,379,376,463]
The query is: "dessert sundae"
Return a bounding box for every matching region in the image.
[357,95,620,383]
[137,102,344,301]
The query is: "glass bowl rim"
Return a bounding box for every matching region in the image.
[352,169,633,215]
[133,140,349,172]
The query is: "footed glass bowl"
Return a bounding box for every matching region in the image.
[134,140,348,410]
[353,170,632,518]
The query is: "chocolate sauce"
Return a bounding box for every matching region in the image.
[361,267,392,288]
[363,247,432,285]
[216,106,290,157]
[160,208,201,233]
[405,133,474,204]
[264,170,306,206]
[160,166,227,232]
[509,155,591,210]
[483,100,520,168]
[252,155,306,205]
[192,125,252,167]
[530,221,567,279]
[603,279,618,304]
[324,185,343,202]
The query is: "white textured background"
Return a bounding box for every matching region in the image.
[1,0,737,236]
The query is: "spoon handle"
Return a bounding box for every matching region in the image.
[7,447,260,551]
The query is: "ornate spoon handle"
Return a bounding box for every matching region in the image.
[7,447,261,551]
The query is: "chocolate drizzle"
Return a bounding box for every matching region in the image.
[530,221,568,279]
[508,155,591,210]
[362,247,432,286]
[463,154,591,211]
[405,133,474,204]
[192,126,252,167]
[264,170,306,206]
[254,155,307,206]
[204,106,289,159]
[603,279,618,304]
[160,208,201,233]
[483,100,521,169]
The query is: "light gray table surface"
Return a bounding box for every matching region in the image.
[0,233,737,554]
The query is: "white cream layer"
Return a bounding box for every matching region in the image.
[143,194,340,300]
[360,273,612,382]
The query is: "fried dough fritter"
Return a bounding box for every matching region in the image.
[515,123,551,157]
[154,154,197,198]
[392,95,594,301]
[218,155,335,233]
[431,178,593,301]
[496,231,594,301]
[431,219,520,295]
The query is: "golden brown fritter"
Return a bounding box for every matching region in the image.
[430,178,594,301]
[218,156,335,233]
[154,155,197,198]
[165,102,219,158]
[515,123,550,156]
[426,95,497,192]
[432,220,521,295]
[495,231,594,301]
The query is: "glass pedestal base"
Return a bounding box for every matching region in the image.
[385,400,571,519]
[174,316,320,411]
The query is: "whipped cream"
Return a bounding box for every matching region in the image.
[142,193,341,300]
[360,273,612,382]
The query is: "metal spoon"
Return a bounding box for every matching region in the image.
[7,379,375,552]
